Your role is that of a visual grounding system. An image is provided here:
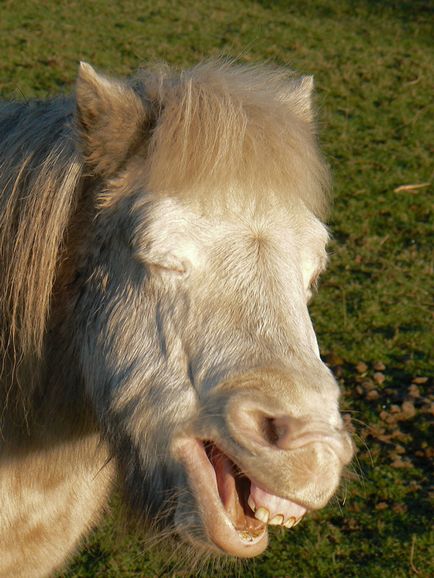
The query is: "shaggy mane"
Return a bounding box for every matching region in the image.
[0,98,83,394]
[138,61,330,216]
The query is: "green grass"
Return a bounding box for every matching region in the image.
[1,1,432,576]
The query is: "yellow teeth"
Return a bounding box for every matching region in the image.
[284,516,297,528]
[269,514,284,526]
[250,504,304,528]
[255,507,270,524]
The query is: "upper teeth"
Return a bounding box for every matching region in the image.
[249,498,304,528]
[255,507,269,524]
[284,516,297,528]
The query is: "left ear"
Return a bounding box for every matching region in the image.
[283,75,315,124]
[75,62,149,176]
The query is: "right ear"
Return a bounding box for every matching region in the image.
[75,62,148,176]
[280,75,316,125]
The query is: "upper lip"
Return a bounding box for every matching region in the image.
[206,437,313,511]
[278,430,354,466]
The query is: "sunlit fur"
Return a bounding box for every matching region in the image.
[0,60,351,577]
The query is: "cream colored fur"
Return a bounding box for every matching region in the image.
[0,436,113,578]
[0,61,351,576]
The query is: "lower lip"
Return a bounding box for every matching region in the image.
[174,438,269,557]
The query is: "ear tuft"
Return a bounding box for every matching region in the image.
[282,75,315,124]
[299,75,314,93]
[78,61,95,76]
[76,63,148,176]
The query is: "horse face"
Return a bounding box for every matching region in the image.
[74,63,353,558]
[77,194,352,557]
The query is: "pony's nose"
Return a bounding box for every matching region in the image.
[227,404,353,466]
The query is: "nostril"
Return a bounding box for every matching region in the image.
[227,404,295,449]
[226,398,352,463]
[261,416,305,448]
[272,416,305,449]
[237,412,304,449]
[262,417,279,445]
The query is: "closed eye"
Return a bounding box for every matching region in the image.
[136,251,190,277]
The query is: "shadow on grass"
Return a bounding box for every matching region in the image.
[255,0,433,21]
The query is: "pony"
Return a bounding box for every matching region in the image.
[0,60,353,577]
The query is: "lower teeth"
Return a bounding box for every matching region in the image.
[238,530,255,542]
[238,528,264,542]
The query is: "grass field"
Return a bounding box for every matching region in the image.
[1,1,432,576]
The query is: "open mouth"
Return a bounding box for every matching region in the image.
[204,442,266,541]
[174,438,307,557]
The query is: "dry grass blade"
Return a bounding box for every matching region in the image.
[409,535,421,576]
[393,183,430,192]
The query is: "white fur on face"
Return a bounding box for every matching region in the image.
[77,191,346,550]
[136,196,328,286]
[133,195,330,387]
